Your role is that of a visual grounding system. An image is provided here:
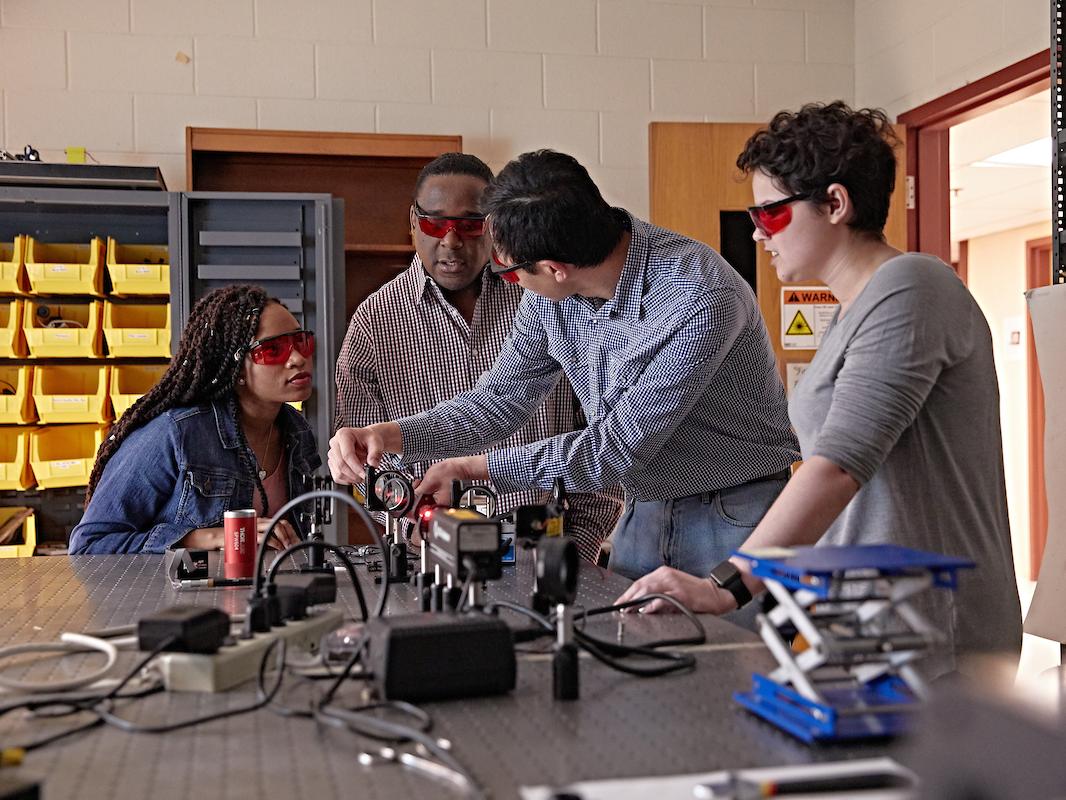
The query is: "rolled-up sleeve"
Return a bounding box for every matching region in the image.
[812,276,969,485]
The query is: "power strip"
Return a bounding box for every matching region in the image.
[157,608,344,693]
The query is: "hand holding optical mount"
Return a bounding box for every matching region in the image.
[364,466,420,585]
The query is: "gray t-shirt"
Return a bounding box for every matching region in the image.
[789,253,1022,677]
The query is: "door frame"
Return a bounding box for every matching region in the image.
[897,50,1050,263]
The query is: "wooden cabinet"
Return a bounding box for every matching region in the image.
[186,128,463,319]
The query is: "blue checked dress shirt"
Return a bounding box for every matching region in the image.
[335,257,622,561]
[397,212,800,503]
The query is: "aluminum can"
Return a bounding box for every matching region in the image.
[224,509,257,579]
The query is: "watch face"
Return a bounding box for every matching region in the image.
[710,560,751,608]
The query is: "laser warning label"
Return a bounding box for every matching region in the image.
[781,287,839,350]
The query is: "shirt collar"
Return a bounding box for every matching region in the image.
[211,397,240,450]
[409,253,499,310]
[211,397,316,469]
[604,210,648,321]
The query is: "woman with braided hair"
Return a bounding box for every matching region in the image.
[69,284,319,554]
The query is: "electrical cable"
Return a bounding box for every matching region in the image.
[486,597,698,677]
[5,637,174,751]
[572,631,695,677]
[94,639,286,734]
[253,489,390,618]
[318,626,372,706]
[0,633,119,693]
[266,540,370,622]
[576,594,708,649]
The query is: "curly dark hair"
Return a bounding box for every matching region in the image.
[482,149,626,269]
[85,284,274,513]
[736,101,899,238]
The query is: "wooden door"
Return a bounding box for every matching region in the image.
[649,122,908,383]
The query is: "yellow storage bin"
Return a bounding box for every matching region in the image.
[103,302,171,357]
[0,365,36,424]
[33,365,112,424]
[0,430,34,491]
[29,423,106,489]
[0,236,29,295]
[111,363,167,419]
[0,299,28,358]
[25,237,105,296]
[106,239,170,296]
[0,507,36,558]
[23,299,103,358]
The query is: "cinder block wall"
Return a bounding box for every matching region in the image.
[0,0,855,217]
[854,0,1048,116]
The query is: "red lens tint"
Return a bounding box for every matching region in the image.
[747,192,811,238]
[490,248,531,281]
[415,215,486,239]
[750,204,793,237]
[248,330,315,365]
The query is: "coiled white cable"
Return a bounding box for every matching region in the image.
[0,633,119,693]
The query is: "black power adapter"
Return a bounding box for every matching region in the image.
[137,606,231,654]
[366,613,515,702]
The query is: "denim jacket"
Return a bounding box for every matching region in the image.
[68,400,321,554]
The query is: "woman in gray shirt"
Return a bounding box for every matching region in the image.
[619,101,1022,677]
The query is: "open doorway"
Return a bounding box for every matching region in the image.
[950,89,1051,586]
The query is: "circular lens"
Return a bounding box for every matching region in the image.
[372,471,415,517]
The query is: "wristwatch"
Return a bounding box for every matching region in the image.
[708,560,752,609]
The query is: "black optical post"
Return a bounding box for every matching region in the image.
[364,466,415,585]
[299,474,334,572]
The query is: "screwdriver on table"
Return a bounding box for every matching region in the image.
[694,769,916,798]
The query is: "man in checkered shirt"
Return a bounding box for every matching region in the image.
[330,149,799,594]
[334,153,622,562]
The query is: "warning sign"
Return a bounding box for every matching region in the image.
[786,310,813,336]
[781,286,838,349]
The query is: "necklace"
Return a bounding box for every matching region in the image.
[253,424,278,480]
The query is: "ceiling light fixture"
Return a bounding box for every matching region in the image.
[972,137,1051,168]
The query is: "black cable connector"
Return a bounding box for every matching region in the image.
[137,606,230,654]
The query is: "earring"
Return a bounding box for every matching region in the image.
[238,378,246,385]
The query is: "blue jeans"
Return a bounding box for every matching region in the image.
[608,472,788,630]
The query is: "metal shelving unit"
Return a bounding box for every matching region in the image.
[0,176,346,547]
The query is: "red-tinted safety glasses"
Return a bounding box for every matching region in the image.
[747,192,811,237]
[247,329,315,365]
[490,248,534,284]
[413,203,486,240]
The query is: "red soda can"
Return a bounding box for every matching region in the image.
[224,509,257,579]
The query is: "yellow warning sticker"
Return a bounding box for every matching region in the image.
[781,286,838,350]
[786,310,813,336]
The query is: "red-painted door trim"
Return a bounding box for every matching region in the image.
[898,50,1050,254]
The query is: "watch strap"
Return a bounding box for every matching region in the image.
[708,560,753,609]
